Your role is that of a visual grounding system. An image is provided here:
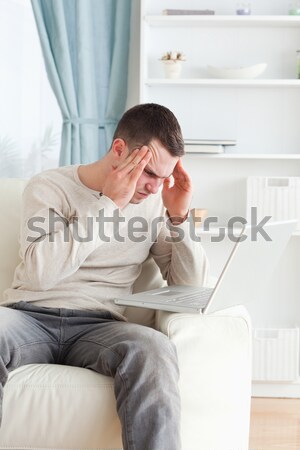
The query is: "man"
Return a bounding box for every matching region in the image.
[0,103,208,450]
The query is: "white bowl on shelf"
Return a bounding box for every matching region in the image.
[206,63,267,79]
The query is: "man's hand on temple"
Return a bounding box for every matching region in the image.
[162,159,193,223]
[102,146,152,209]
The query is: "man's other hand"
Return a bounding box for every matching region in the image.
[162,159,192,222]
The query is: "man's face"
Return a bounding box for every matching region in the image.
[130,139,179,204]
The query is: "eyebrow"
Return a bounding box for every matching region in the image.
[145,165,172,179]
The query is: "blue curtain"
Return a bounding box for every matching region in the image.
[31,0,131,165]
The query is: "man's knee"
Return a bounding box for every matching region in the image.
[122,325,178,369]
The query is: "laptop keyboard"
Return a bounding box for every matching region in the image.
[163,288,214,307]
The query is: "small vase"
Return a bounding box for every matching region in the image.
[162,60,183,79]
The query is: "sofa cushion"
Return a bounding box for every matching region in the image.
[0,364,123,449]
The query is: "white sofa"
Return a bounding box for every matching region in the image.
[0,179,252,450]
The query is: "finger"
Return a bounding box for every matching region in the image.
[173,160,190,180]
[130,151,152,181]
[162,178,171,195]
[163,177,171,189]
[130,147,152,171]
[127,149,151,174]
[131,146,151,168]
[173,159,186,173]
[119,146,150,173]
[116,148,141,171]
[172,169,188,182]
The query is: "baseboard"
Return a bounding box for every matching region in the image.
[252,381,300,398]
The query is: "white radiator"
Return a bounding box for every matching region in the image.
[252,328,300,381]
[247,176,300,231]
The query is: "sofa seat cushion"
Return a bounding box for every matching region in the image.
[0,364,122,450]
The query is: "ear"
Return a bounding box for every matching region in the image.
[110,138,128,161]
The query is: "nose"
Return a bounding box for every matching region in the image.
[146,179,162,194]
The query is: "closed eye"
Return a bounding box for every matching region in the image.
[144,166,172,179]
[144,169,157,178]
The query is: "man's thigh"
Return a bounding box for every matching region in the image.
[0,303,59,368]
[62,319,177,378]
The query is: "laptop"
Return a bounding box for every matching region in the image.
[114,220,297,315]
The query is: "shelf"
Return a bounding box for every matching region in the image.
[145,15,300,28]
[185,153,300,160]
[195,226,300,237]
[146,78,300,88]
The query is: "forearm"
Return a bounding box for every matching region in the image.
[150,214,209,286]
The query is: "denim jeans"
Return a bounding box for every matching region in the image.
[0,301,181,450]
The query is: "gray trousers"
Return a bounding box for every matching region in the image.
[0,301,181,450]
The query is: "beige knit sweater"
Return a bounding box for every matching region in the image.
[2,165,209,320]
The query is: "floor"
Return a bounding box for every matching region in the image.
[249,398,300,450]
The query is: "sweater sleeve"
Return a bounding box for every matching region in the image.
[149,212,210,287]
[20,177,124,291]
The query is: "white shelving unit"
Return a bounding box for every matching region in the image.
[145,15,300,27]
[184,153,300,159]
[140,0,300,397]
[146,78,300,87]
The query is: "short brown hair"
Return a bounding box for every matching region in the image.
[112,103,185,157]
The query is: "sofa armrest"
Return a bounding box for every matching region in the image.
[155,306,252,450]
